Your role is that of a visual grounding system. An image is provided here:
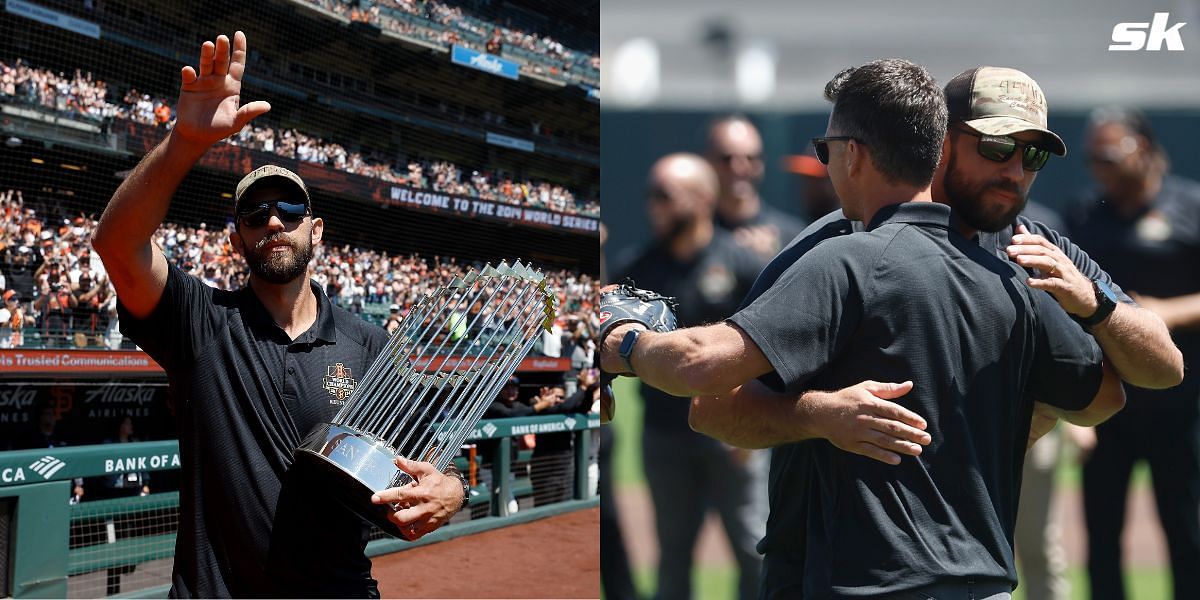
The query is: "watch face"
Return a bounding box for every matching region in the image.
[1096,280,1118,303]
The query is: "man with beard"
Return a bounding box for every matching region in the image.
[610,152,769,600]
[679,66,1182,597]
[91,32,466,598]
[707,116,807,262]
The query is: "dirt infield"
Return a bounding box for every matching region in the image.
[373,508,600,598]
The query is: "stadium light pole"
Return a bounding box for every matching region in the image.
[609,38,661,107]
[735,41,776,105]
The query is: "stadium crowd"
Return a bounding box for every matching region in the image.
[0,188,600,356]
[0,58,600,217]
[309,0,599,86]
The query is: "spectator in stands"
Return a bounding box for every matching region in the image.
[1,241,41,303]
[486,28,503,55]
[384,303,402,334]
[0,289,28,348]
[4,57,600,216]
[35,270,76,347]
[1,197,598,351]
[71,270,104,347]
[484,376,560,418]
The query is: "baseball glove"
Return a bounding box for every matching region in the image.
[597,280,679,424]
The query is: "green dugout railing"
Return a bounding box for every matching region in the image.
[0,413,599,598]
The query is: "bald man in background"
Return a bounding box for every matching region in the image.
[707,116,807,262]
[611,153,769,600]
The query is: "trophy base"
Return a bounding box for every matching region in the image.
[293,422,416,540]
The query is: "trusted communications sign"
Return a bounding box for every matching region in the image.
[451,44,520,80]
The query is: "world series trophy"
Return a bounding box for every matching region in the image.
[294,260,557,539]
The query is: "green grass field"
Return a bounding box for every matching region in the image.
[625,566,1170,600]
[606,377,1169,600]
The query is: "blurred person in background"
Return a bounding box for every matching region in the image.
[92,415,152,595]
[14,404,85,501]
[0,289,30,347]
[484,375,561,418]
[707,115,805,262]
[35,269,75,347]
[1068,107,1200,600]
[531,371,598,507]
[612,152,766,600]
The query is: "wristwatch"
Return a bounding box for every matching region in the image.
[445,464,470,512]
[618,328,642,375]
[1077,279,1118,328]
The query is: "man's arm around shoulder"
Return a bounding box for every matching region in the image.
[689,378,930,465]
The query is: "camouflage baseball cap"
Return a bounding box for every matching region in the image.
[944,66,1067,156]
[234,164,310,213]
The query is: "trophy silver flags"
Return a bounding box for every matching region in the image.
[294,260,557,539]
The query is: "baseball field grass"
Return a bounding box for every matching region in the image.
[607,377,1169,600]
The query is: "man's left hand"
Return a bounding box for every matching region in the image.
[370,456,464,539]
[1006,224,1098,317]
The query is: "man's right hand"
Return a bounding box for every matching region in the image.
[173,31,271,149]
[802,380,930,465]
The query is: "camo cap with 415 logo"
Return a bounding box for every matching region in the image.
[944,66,1068,157]
[234,164,311,213]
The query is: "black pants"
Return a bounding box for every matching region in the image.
[600,426,638,600]
[1083,399,1200,600]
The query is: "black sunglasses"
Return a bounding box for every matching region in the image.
[237,200,309,228]
[810,136,857,165]
[954,126,1051,172]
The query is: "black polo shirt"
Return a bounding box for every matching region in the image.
[613,229,763,435]
[729,202,1103,598]
[118,262,388,598]
[1067,175,1200,414]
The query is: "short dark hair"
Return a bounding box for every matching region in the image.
[823,59,947,187]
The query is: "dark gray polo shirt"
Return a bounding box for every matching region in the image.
[118,262,389,598]
[729,202,1104,598]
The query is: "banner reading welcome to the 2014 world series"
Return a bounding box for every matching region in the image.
[382,185,599,233]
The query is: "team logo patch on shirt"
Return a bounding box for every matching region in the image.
[323,362,358,405]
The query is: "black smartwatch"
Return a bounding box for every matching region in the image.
[1077,279,1118,328]
[618,328,643,375]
